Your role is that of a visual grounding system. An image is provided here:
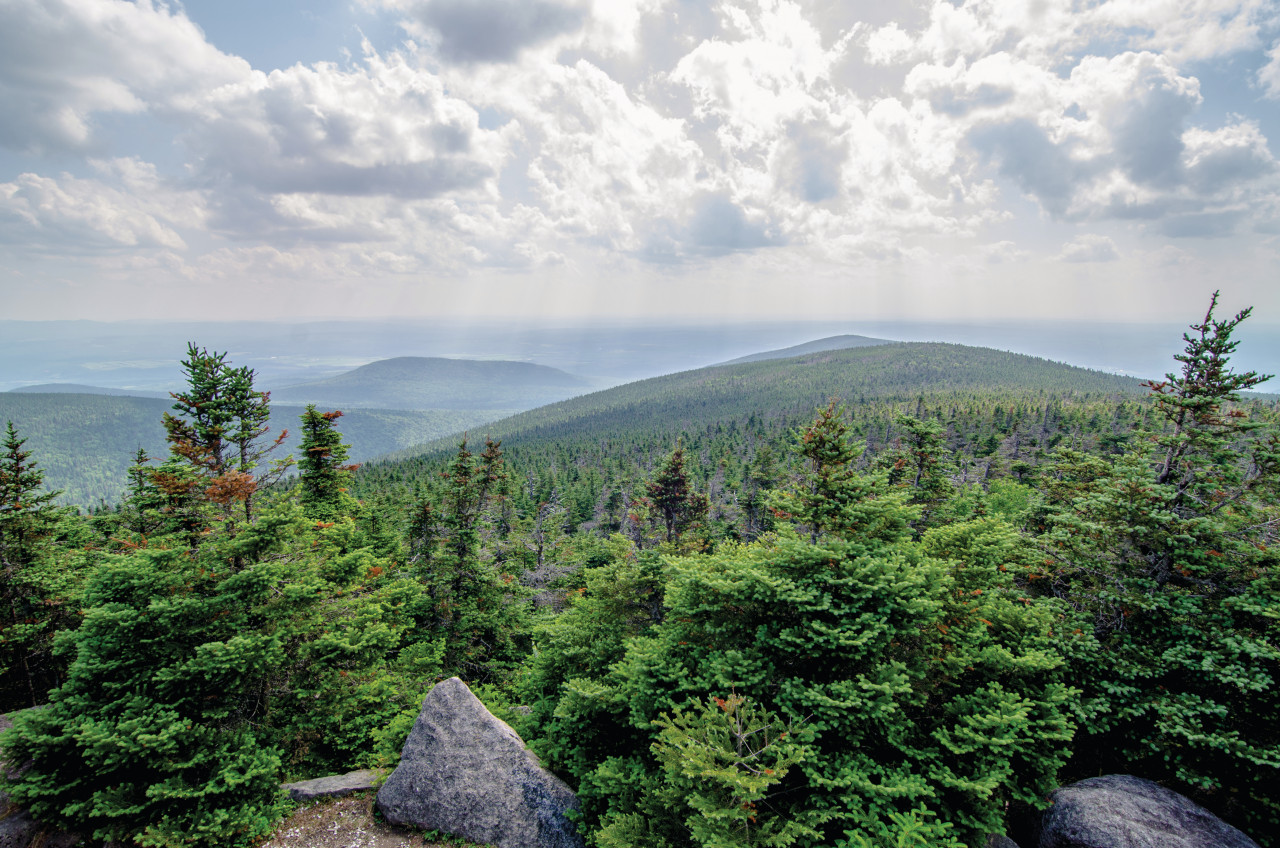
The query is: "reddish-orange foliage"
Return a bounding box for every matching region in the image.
[204,471,257,505]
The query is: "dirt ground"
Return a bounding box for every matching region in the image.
[260,794,487,848]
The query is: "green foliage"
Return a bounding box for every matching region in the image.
[1033,294,1280,841]
[767,402,913,546]
[297,405,357,520]
[522,409,1076,848]
[648,693,820,848]
[410,437,531,682]
[0,391,500,508]
[0,535,307,846]
[643,443,710,546]
[0,421,78,710]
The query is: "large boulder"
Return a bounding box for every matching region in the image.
[376,678,583,848]
[1040,775,1259,848]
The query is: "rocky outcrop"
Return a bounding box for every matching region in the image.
[1040,775,1259,848]
[282,769,383,802]
[376,677,583,848]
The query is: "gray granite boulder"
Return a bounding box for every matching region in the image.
[282,768,383,802]
[1040,775,1258,848]
[376,677,582,848]
[986,836,1021,848]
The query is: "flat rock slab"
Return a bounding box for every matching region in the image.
[282,769,384,802]
[376,677,583,848]
[1040,775,1259,848]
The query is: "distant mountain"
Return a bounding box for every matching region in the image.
[9,383,170,398]
[0,392,506,507]
[270,357,591,410]
[377,341,1153,465]
[719,334,890,365]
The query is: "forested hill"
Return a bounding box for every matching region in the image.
[9,383,170,398]
[0,393,504,506]
[378,342,1150,462]
[356,342,1184,519]
[271,356,590,410]
[718,333,889,364]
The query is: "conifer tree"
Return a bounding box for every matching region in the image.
[164,344,289,526]
[0,421,67,709]
[768,401,913,546]
[646,443,708,544]
[1038,293,1280,838]
[297,405,357,520]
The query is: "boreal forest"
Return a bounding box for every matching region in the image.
[1,293,1278,848]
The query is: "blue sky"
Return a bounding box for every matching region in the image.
[1,0,1278,324]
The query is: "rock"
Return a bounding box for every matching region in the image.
[1040,775,1259,848]
[376,677,583,848]
[0,808,82,848]
[986,836,1021,848]
[282,769,383,802]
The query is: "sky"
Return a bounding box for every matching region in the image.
[2,0,1279,325]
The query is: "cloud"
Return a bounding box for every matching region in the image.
[908,0,1272,67]
[1259,40,1280,99]
[391,0,587,63]
[0,0,248,152]
[1058,233,1120,262]
[186,54,507,207]
[0,159,196,251]
[865,22,914,65]
[917,47,1277,232]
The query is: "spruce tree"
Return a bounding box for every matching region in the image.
[0,421,67,709]
[297,405,356,520]
[1038,293,1280,839]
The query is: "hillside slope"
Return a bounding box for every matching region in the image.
[382,341,1151,462]
[9,383,170,398]
[0,393,505,506]
[719,333,889,364]
[271,357,590,410]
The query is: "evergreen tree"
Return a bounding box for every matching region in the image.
[767,401,913,546]
[297,405,357,520]
[646,443,709,544]
[1037,293,1280,839]
[0,421,61,564]
[164,344,289,526]
[0,421,69,709]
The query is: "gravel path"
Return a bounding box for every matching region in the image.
[261,794,487,848]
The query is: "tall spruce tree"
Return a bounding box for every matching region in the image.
[296,405,356,520]
[646,443,708,544]
[1038,293,1280,839]
[0,421,67,709]
[164,344,289,526]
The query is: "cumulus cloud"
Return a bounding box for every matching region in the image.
[0,0,248,152]
[388,0,587,63]
[1,0,1277,319]
[186,49,509,203]
[0,159,197,251]
[1058,233,1120,262]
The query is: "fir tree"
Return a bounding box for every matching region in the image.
[646,443,709,544]
[297,405,357,520]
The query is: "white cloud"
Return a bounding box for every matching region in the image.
[1058,233,1120,262]
[187,47,510,202]
[0,159,196,250]
[865,22,915,65]
[0,0,249,152]
[1260,40,1280,99]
